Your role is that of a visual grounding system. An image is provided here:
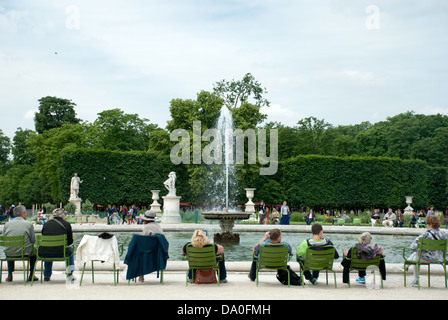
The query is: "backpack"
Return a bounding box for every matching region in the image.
[276,266,301,286]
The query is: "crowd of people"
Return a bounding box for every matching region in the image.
[2,204,446,287]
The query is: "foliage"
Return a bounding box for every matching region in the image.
[82,199,94,212]
[0,129,11,173]
[282,155,444,209]
[58,149,181,206]
[34,96,80,134]
[64,202,77,213]
[92,108,157,151]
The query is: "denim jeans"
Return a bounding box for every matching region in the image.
[42,247,74,278]
[7,255,36,277]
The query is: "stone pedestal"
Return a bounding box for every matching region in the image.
[69,197,82,215]
[161,195,182,223]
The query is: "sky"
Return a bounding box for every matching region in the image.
[1,0,447,140]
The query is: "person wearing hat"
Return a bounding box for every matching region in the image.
[135,210,164,282]
[141,210,163,236]
[39,208,74,281]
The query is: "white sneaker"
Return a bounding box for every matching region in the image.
[397,266,408,272]
[410,280,419,287]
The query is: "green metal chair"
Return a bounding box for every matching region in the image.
[0,235,33,285]
[298,245,337,288]
[31,234,74,286]
[402,237,447,290]
[352,218,362,225]
[185,244,220,286]
[345,246,384,288]
[256,243,291,287]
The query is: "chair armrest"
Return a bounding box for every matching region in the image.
[402,247,415,261]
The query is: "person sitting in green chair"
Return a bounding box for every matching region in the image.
[296,224,339,285]
[399,215,447,287]
[182,230,227,283]
[248,229,292,282]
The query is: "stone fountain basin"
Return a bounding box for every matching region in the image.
[202,212,251,220]
[201,211,252,243]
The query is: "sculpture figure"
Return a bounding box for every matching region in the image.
[164,172,176,196]
[70,173,83,199]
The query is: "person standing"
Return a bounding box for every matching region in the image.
[280,201,291,225]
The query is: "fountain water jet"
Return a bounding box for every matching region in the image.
[202,105,250,243]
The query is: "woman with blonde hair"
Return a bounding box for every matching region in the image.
[182,230,227,283]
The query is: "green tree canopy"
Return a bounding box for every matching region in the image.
[34,96,80,134]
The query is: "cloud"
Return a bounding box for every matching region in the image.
[0,0,447,140]
[316,70,385,86]
[261,104,301,127]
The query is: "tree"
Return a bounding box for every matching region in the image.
[12,128,36,165]
[0,129,11,173]
[26,123,91,201]
[92,108,156,151]
[213,73,270,109]
[34,96,80,133]
[296,117,330,154]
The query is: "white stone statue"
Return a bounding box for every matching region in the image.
[70,173,83,199]
[164,171,176,196]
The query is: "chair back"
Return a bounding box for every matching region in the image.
[36,234,67,257]
[302,245,335,271]
[185,244,217,270]
[416,238,447,261]
[349,246,383,270]
[0,235,26,249]
[258,243,290,270]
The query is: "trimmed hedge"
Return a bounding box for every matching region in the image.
[58,150,448,210]
[58,149,188,206]
[282,155,447,209]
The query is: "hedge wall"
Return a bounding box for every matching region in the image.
[58,150,448,210]
[58,149,189,206]
[281,155,447,209]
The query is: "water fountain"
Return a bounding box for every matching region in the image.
[201,105,251,243]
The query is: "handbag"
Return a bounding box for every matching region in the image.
[194,269,217,284]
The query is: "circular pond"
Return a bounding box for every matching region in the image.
[73,231,415,263]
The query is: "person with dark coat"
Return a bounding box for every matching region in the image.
[341,232,386,285]
[40,208,74,281]
[124,233,169,281]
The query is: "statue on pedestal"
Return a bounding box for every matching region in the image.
[164,171,176,196]
[70,173,83,200]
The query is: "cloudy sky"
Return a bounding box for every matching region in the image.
[1,0,447,139]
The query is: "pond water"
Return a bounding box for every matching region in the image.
[73,231,416,263]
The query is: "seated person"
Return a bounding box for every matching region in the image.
[341,232,386,285]
[182,230,227,283]
[382,208,396,227]
[271,208,279,224]
[296,224,339,285]
[400,215,447,287]
[370,209,380,227]
[40,208,74,281]
[249,229,292,281]
[409,209,418,228]
[3,205,37,282]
